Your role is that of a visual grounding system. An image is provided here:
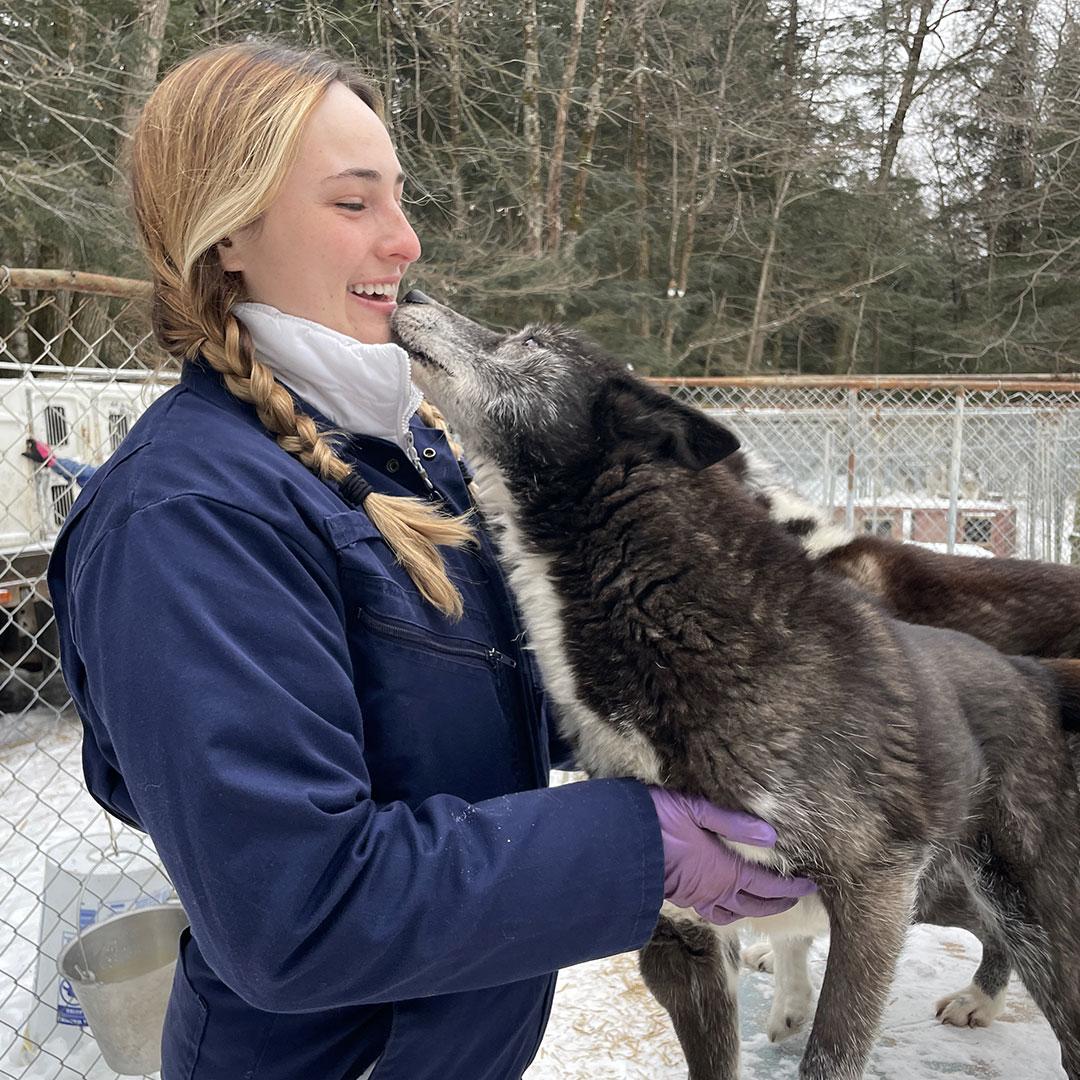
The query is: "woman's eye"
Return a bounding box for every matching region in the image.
[336,202,366,212]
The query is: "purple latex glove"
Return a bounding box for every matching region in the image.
[647,787,817,926]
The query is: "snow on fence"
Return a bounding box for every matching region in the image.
[0,268,1078,1077]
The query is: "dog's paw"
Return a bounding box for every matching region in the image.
[767,984,814,1042]
[742,942,775,973]
[935,983,1007,1028]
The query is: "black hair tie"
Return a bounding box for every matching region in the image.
[340,471,374,508]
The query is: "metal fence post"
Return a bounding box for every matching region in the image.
[945,389,965,555]
[823,429,835,510]
[845,388,858,533]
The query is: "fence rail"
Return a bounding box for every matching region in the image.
[0,269,1079,1077]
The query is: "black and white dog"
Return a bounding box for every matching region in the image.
[391,294,1080,1080]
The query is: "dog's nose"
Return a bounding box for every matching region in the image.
[401,289,433,305]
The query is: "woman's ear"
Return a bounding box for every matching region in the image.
[216,236,244,273]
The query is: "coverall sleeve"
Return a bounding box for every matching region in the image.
[69,494,664,1013]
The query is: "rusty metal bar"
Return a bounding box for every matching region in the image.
[650,374,1080,393]
[3,269,1079,393]
[0,267,153,300]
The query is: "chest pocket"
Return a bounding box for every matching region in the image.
[325,510,532,807]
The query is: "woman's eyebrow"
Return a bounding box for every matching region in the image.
[321,167,407,185]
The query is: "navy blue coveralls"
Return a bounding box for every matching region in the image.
[48,360,665,1080]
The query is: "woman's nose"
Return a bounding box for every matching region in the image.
[382,203,422,265]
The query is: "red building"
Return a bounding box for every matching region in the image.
[841,496,1017,558]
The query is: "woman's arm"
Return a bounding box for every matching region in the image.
[65,494,664,1013]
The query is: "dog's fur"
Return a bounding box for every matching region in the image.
[727,457,1080,1039]
[392,298,1080,1080]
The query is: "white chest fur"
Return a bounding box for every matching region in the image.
[470,456,665,784]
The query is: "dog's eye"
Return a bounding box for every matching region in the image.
[522,336,540,349]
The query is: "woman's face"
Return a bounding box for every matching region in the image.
[218,81,421,345]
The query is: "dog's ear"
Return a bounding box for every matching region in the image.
[597,379,740,470]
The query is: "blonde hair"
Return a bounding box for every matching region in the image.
[128,42,473,617]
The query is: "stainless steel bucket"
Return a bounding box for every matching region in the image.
[56,903,189,1075]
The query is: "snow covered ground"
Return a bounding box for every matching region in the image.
[526,926,1067,1080]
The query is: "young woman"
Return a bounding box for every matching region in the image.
[47,43,813,1080]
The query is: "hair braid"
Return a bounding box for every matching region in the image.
[213,285,475,618]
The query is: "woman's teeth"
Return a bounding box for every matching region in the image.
[349,283,398,299]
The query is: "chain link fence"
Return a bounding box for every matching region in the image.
[0,270,1078,1078]
[0,269,175,1079]
[662,376,1080,564]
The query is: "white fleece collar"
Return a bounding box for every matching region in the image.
[232,302,423,456]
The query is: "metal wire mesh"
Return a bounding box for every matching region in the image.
[0,269,175,1079]
[662,378,1080,564]
[0,270,1078,1077]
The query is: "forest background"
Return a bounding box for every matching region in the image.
[3,0,1079,376]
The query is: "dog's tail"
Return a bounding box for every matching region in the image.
[1039,659,1080,732]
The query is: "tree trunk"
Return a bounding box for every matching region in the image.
[118,0,172,143]
[666,131,681,299]
[875,0,934,189]
[783,0,799,80]
[676,140,703,297]
[745,172,792,371]
[544,0,588,254]
[448,0,467,234]
[567,0,615,241]
[664,135,702,360]
[834,0,932,374]
[522,0,544,256]
[632,0,651,335]
[703,295,727,375]
[844,264,872,374]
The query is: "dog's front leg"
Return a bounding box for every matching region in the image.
[798,865,919,1080]
[639,911,741,1080]
[767,935,816,1041]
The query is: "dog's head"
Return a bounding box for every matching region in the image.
[391,292,740,495]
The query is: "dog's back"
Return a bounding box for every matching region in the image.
[821,537,1080,658]
[1039,659,1080,733]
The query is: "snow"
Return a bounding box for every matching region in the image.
[908,541,994,558]
[0,735,1068,1080]
[526,927,1066,1080]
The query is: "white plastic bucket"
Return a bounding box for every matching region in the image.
[56,903,188,1075]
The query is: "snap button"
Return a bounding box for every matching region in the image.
[422,447,437,460]
[385,458,400,473]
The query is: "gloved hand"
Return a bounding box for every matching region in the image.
[648,787,816,925]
